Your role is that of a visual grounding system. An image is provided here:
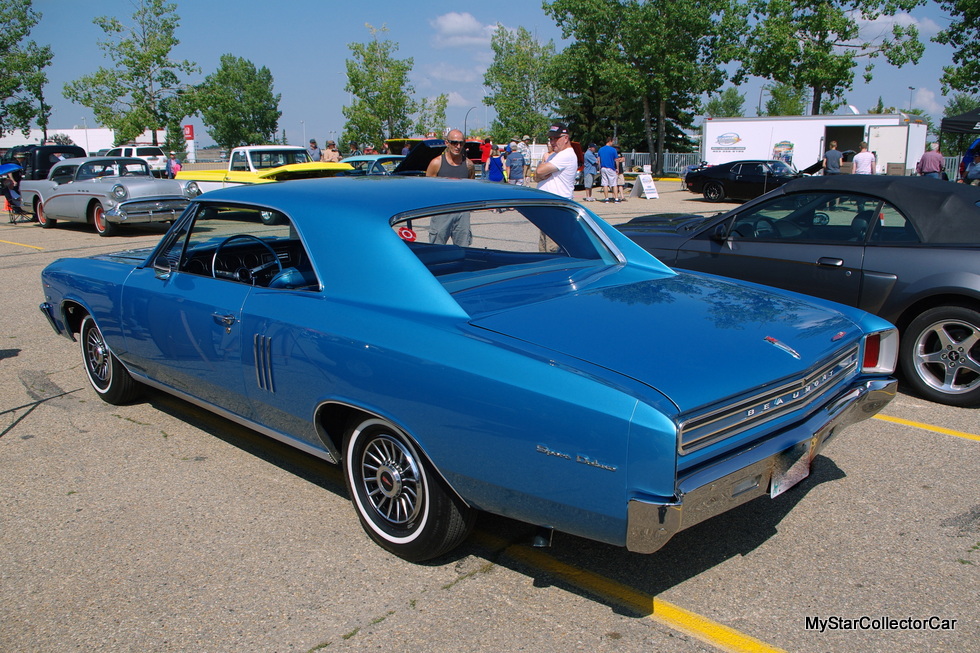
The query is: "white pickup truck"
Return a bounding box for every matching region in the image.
[176,145,351,192]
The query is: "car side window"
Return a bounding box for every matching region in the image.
[868,204,921,243]
[160,204,318,290]
[230,151,248,171]
[723,192,888,243]
[50,166,77,184]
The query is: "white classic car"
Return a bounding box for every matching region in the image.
[20,157,202,236]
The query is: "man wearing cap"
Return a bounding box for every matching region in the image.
[307,139,322,161]
[534,123,577,200]
[519,135,531,179]
[322,140,341,162]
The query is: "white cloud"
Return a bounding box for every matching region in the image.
[430,12,496,48]
[913,87,943,116]
[853,10,942,41]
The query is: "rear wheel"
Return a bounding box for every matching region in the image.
[703,181,725,202]
[343,417,474,561]
[900,305,980,407]
[80,315,141,405]
[36,200,56,228]
[91,201,116,237]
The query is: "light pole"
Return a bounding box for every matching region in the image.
[907,87,915,111]
[301,120,306,144]
[463,106,477,139]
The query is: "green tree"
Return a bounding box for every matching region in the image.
[935,1,980,94]
[763,83,807,115]
[342,24,416,150]
[193,54,281,152]
[63,0,197,145]
[0,0,53,137]
[483,25,558,142]
[414,94,448,137]
[742,0,925,115]
[545,0,745,174]
[704,87,745,117]
[162,121,186,160]
[941,93,980,154]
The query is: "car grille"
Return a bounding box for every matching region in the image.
[677,346,859,455]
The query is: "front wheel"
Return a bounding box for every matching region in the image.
[343,418,474,562]
[91,201,117,237]
[703,181,725,202]
[80,315,141,405]
[900,306,980,407]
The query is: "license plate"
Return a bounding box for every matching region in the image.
[770,439,815,498]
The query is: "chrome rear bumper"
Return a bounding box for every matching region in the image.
[626,378,897,554]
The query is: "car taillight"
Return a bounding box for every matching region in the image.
[861,329,898,374]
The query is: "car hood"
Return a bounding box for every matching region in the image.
[392,139,446,175]
[90,176,188,197]
[470,271,863,411]
[256,162,353,181]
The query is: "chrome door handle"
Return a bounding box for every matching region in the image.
[817,257,844,267]
[212,312,236,327]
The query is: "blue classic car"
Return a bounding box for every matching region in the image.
[40,177,898,561]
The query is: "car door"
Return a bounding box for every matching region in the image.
[120,205,256,419]
[41,164,82,221]
[674,191,868,308]
[729,162,769,199]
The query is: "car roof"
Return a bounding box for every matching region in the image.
[55,157,148,167]
[781,175,980,244]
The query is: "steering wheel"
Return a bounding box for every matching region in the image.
[212,234,282,284]
[754,217,777,238]
[813,212,830,226]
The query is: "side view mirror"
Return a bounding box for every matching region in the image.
[710,223,729,243]
[153,255,173,280]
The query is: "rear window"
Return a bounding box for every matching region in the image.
[136,147,164,156]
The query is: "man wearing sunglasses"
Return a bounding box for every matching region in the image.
[425,129,476,245]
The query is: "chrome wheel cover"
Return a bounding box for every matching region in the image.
[912,318,980,395]
[359,434,423,526]
[84,324,111,388]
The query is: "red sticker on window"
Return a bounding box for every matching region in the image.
[398,227,417,242]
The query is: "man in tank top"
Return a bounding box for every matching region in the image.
[425,129,475,245]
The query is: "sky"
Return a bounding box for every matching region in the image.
[28,0,960,148]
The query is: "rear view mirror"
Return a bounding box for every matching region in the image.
[153,255,173,280]
[710,223,729,243]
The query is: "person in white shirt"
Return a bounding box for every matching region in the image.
[852,142,876,174]
[534,122,577,199]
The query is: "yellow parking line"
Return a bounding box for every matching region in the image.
[0,238,43,250]
[874,414,980,442]
[472,531,786,653]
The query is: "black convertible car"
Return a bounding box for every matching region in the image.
[617,175,980,407]
[685,159,802,202]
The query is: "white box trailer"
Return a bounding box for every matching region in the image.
[701,114,927,175]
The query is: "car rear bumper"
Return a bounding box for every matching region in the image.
[625,377,897,554]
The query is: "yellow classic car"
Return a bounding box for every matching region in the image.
[177,146,352,192]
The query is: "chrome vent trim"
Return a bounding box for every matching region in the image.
[254,334,275,392]
[678,346,859,455]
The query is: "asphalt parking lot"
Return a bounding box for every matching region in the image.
[1,181,977,652]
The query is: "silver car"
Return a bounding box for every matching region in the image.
[20,157,201,236]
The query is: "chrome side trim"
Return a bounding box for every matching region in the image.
[253,334,275,392]
[628,377,897,554]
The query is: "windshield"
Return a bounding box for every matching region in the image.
[769,161,797,175]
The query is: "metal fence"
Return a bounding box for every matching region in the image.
[621,151,701,176]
